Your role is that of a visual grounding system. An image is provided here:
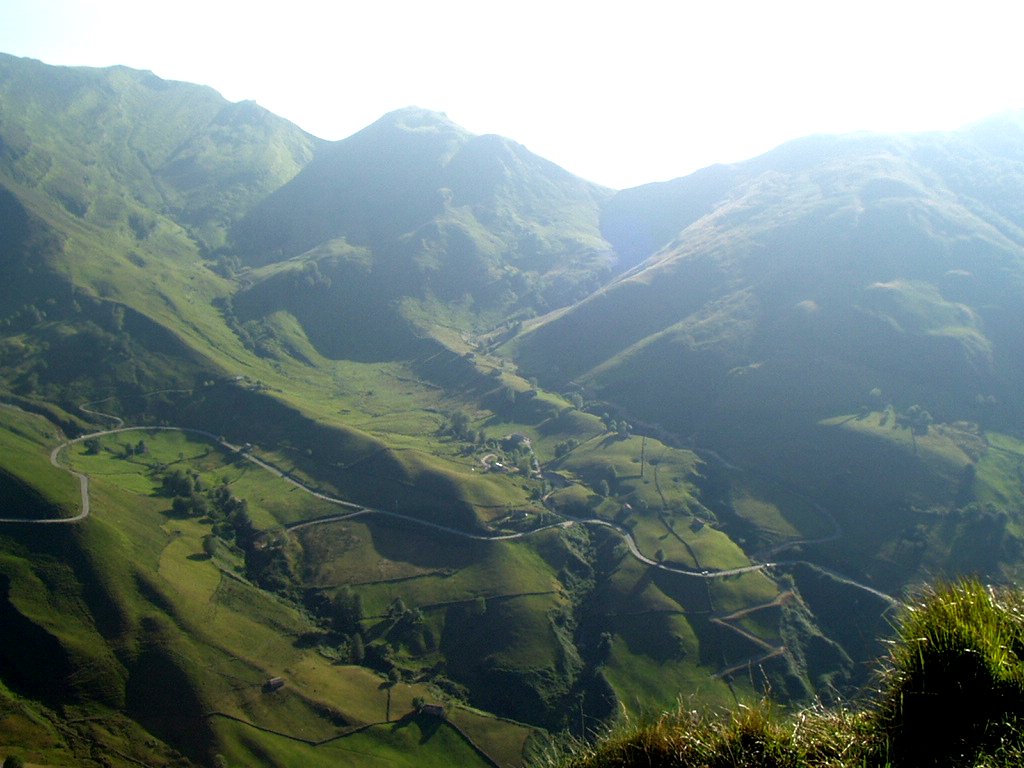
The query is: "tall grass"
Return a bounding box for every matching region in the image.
[871,580,1024,766]
[537,700,868,768]
[542,579,1024,768]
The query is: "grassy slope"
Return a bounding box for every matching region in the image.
[9,57,1024,768]
[511,131,1024,596]
[0,411,534,767]
[544,580,1024,768]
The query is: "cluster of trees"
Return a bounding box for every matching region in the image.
[84,437,150,457]
[155,466,296,593]
[439,409,485,445]
[600,413,631,438]
[554,438,579,458]
[241,528,294,595]
[897,404,933,435]
[948,502,1020,572]
[383,597,437,658]
[862,389,934,435]
[304,586,365,659]
[161,468,211,518]
[304,589,437,679]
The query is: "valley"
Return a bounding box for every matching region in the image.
[1,52,1023,766]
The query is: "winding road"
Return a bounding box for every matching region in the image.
[0,401,902,684]
[0,406,899,607]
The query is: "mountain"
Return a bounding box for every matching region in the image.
[514,115,1024,590]
[228,106,614,361]
[2,52,1024,768]
[0,56,631,768]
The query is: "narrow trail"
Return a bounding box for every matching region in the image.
[706,591,796,677]
[715,590,795,623]
[713,647,788,680]
[710,616,779,654]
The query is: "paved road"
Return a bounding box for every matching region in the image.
[3,421,776,579]
[0,416,899,604]
[0,407,900,684]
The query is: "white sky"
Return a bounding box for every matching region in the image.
[0,0,1020,189]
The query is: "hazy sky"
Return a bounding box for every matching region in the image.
[1,0,1019,188]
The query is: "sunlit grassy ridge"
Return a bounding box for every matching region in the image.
[0,411,533,767]
[0,407,818,764]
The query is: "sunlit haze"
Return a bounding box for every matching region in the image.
[1,0,1020,189]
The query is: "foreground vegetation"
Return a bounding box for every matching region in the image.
[543,579,1024,767]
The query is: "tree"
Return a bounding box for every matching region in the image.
[231,507,257,550]
[350,633,365,664]
[202,534,218,558]
[333,587,364,635]
[2,757,25,768]
[446,410,472,440]
[389,597,407,618]
[161,468,193,497]
[655,548,665,563]
[190,493,209,517]
[84,437,101,455]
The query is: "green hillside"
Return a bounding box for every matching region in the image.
[1,53,1024,767]
[228,107,616,356]
[512,118,1024,595]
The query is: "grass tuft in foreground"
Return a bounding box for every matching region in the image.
[542,579,1024,768]
[871,579,1024,766]
[538,701,870,768]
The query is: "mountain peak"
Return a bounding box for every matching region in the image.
[366,106,470,138]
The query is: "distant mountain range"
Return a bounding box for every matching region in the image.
[2,52,1024,767]
[519,116,1024,458]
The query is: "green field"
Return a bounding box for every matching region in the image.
[0,414,537,767]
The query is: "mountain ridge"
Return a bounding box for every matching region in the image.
[3,54,1024,768]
